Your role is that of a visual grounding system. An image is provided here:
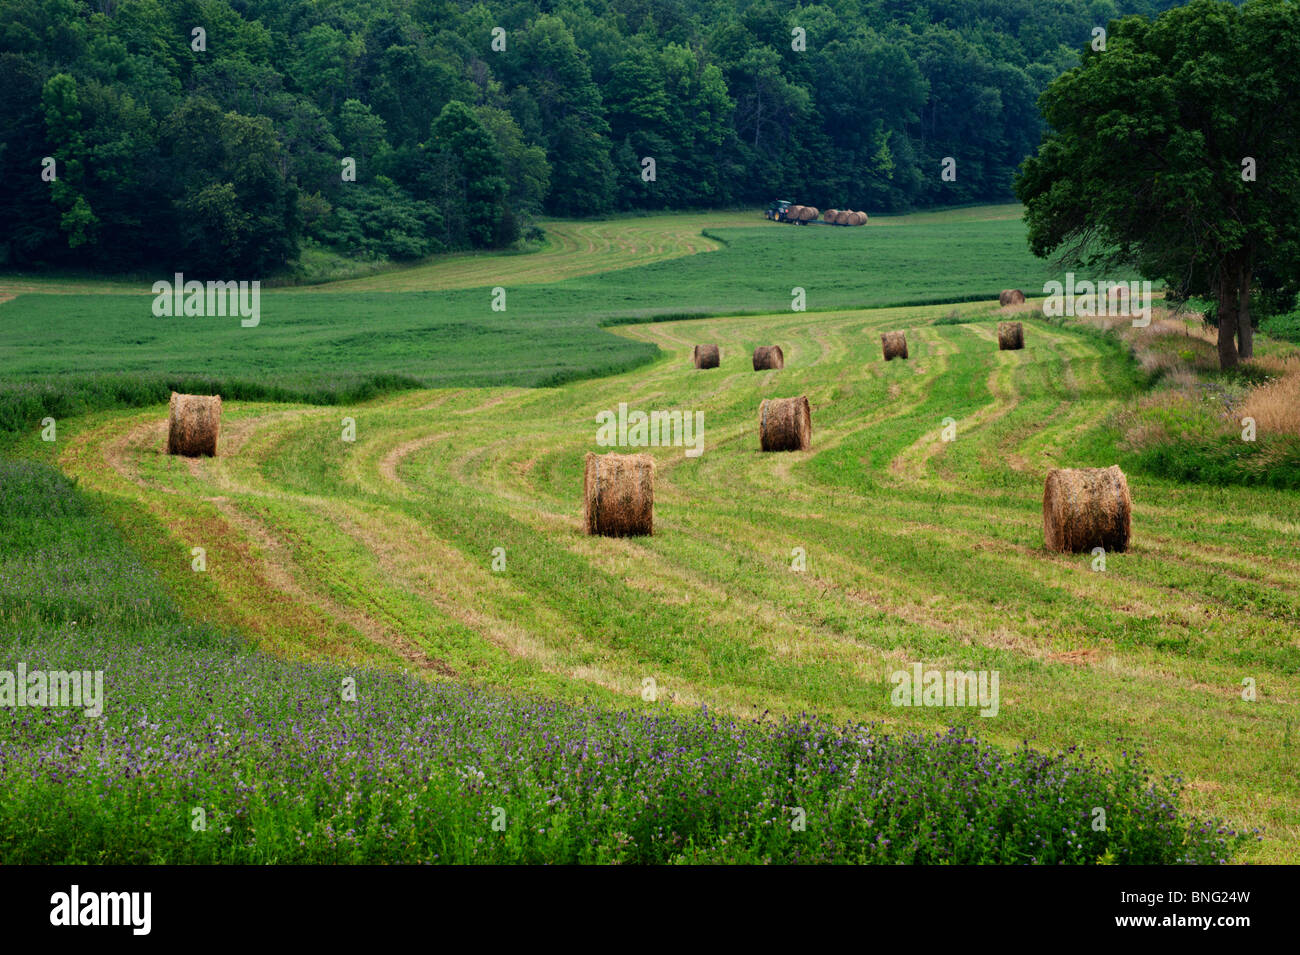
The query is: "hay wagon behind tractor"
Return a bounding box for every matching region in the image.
[767,200,864,225]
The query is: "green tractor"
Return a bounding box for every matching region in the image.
[765,199,796,222]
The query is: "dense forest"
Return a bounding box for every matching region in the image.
[0,0,1183,275]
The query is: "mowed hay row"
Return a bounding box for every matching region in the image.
[583,452,654,537]
[999,289,1026,306]
[1043,465,1131,553]
[997,321,1025,350]
[166,392,222,457]
[881,331,908,361]
[759,395,812,452]
[753,345,785,370]
[693,344,720,369]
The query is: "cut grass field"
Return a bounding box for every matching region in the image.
[34,297,1299,862]
[0,205,1062,432]
[3,204,1292,862]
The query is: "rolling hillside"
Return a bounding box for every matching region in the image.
[47,297,1300,861]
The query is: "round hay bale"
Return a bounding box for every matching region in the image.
[834,210,853,225]
[786,204,805,220]
[999,289,1026,306]
[881,331,908,361]
[1042,465,1131,554]
[823,209,839,222]
[693,344,720,369]
[583,452,654,537]
[851,211,868,226]
[798,206,818,221]
[166,392,222,457]
[997,321,1024,350]
[752,345,785,370]
[759,395,811,452]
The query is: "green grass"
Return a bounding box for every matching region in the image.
[32,298,1299,861]
[5,203,1295,863]
[1261,308,1300,345]
[0,208,1062,435]
[0,459,1252,864]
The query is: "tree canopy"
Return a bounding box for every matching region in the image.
[0,0,1185,276]
[1015,0,1300,368]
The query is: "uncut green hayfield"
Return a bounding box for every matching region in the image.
[0,206,1057,401]
[3,205,1295,861]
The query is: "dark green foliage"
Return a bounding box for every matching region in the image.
[0,0,1182,274]
[1016,0,1300,369]
[429,101,509,248]
[1260,309,1300,345]
[313,176,443,260]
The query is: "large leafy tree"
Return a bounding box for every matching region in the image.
[1016,0,1300,368]
[161,97,299,275]
[429,100,508,248]
[505,15,614,214]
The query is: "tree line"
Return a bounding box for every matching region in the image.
[0,0,1182,276]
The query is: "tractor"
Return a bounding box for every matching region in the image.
[765,199,796,222]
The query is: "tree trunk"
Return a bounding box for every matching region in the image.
[1237,265,1254,360]
[1216,277,1240,370]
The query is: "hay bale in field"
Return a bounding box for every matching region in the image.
[753,345,785,370]
[166,392,221,457]
[999,289,1026,306]
[850,211,868,226]
[693,344,720,369]
[881,331,908,361]
[798,205,819,221]
[759,395,811,452]
[834,210,853,225]
[1042,465,1131,553]
[823,208,839,222]
[786,204,805,220]
[997,321,1024,350]
[583,452,654,537]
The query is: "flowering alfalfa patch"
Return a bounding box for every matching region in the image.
[0,462,1254,864]
[0,633,1251,864]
